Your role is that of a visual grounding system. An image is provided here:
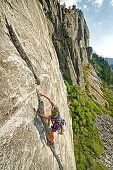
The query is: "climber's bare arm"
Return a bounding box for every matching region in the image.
[38,114,51,120]
[38,93,54,106]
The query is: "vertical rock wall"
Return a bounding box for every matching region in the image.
[39,0,106,105]
[39,0,90,87]
[0,0,76,169]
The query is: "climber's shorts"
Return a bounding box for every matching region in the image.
[51,122,59,132]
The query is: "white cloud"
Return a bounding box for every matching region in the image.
[60,0,77,7]
[91,35,113,58]
[87,0,103,7]
[94,0,103,6]
[83,4,89,11]
[93,21,102,26]
[111,0,113,6]
[60,0,104,7]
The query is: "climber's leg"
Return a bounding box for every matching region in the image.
[48,122,59,144]
[49,129,54,144]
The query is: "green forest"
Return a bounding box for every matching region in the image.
[91,53,113,85]
[65,54,113,170]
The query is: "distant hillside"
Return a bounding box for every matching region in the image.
[92,54,113,85]
[105,58,113,65]
[110,64,113,70]
[105,58,113,70]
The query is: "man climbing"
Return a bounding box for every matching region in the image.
[37,92,65,144]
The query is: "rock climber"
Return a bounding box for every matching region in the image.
[37,92,66,144]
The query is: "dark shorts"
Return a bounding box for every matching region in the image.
[51,122,59,132]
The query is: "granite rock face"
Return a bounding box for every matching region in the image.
[39,0,90,87]
[88,65,107,106]
[39,0,106,105]
[0,0,76,169]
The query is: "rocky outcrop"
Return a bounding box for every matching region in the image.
[39,0,90,88]
[39,0,106,106]
[95,115,113,170]
[0,0,76,169]
[88,65,107,106]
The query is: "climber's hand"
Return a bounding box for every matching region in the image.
[48,115,51,119]
[38,92,43,96]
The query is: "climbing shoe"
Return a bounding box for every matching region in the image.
[47,140,54,145]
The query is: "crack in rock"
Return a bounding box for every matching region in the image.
[5,17,40,85]
[5,17,63,170]
[35,92,64,170]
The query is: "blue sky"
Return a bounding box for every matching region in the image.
[60,0,113,58]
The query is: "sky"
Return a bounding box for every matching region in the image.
[60,0,113,58]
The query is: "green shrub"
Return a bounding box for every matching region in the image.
[65,80,108,170]
[94,162,108,170]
